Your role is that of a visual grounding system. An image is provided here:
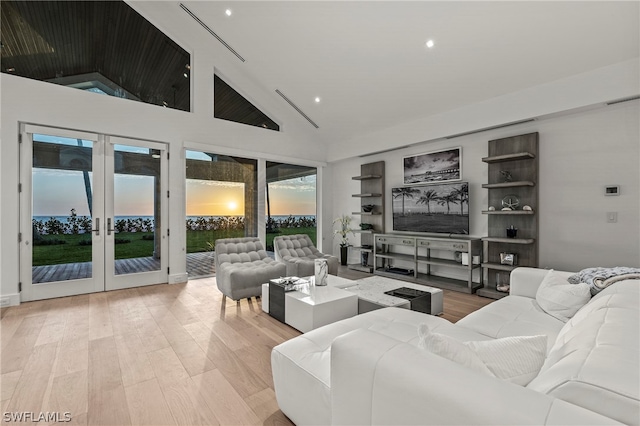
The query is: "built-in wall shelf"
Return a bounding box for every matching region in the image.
[482,210,535,215]
[352,174,382,180]
[481,262,517,272]
[348,161,385,274]
[482,152,535,163]
[353,246,373,253]
[482,181,535,189]
[480,133,539,300]
[476,288,508,299]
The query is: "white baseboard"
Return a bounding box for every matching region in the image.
[0,293,21,307]
[168,273,188,284]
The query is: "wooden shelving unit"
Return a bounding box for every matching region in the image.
[478,133,539,299]
[348,161,385,273]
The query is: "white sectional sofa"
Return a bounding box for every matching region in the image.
[271,267,640,425]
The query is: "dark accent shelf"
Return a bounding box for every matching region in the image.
[481,262,517,272]
[352,174,382,180]
[348,263,373,273]
[482,210,534,215]
[482,152,535,163]
[351,212,382,215]
[482,181,535,189]
[476,288,508,299]
[352,193,382,197]
[353,246,373,253]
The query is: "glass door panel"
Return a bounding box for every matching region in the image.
[21,128,104,301]
[185,150,257,278]
[105,138,167,290]
[265,162,317,251]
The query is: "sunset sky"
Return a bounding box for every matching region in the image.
[32,135,316,217]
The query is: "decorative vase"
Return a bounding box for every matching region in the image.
[314,259,328,286]
[361,251,369,266]
[340,246,348,265]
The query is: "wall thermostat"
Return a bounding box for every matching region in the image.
[605,185,620,196]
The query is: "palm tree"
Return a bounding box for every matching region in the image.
[416,189,439,214]
[77,139,92,215]
[392,187,421,216]
[437,192,459,214]
[451,183,469,215]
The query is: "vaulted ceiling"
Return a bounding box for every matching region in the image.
[132,1,639,144]
[2,1,638,146]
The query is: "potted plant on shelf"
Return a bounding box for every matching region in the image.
[333,214,354,266]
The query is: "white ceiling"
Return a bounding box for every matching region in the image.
[134,1,639,145]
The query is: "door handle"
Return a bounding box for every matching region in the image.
[91,218,100,236]
[107,218,116,235]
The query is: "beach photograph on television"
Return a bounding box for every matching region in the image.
[392,182,469,234]
[403,147,461,184]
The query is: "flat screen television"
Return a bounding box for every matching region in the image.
[392,182,469,234]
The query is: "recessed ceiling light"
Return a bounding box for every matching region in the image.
[314,97,321,103]
[225,9,232,17]
[183,72,188,78]
[426,39,435,49]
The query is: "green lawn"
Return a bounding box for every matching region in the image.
[33,228,317,266]
[32,232,155,266]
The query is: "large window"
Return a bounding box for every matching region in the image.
[214,75,280,131]
[1,1,191,111]
[265,161,317,250]
[185,151,258,278]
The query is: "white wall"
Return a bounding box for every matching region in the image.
[327,101,640,272]
[0,61,323,302]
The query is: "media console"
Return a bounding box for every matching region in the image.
[373,233,482,294]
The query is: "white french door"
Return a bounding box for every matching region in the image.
[20,125,168,301]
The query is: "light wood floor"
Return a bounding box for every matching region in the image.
[0,267,492,425]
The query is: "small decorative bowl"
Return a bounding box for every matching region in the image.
[362,204,375,212]
[360,223,374,230]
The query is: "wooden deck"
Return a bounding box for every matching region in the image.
[32,252,216,283]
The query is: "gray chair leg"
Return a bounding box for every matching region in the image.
[222,294,226,305]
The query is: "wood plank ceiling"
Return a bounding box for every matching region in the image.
[1,0,191,111]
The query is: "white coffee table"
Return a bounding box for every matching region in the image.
[261,275,358,333]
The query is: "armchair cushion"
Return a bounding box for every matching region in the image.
[273,234,338,276]
[214,237,286,301]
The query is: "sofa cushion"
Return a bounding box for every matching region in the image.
[419,323,547,386]
[536,269,592,322]
[456,294,564,350]
[417,323,494,376]
[527,280,640,425]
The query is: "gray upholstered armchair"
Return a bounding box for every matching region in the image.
[273,234,339,277]
[214,237,286,304]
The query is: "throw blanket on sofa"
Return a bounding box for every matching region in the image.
[568,267,640,295]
